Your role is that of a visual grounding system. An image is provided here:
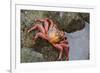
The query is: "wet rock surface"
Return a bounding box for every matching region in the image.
[67,22,89,60]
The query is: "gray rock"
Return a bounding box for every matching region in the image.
[21,10,45,27]
[46,12,85,33]
[21,48,45,63]
[79,13,90,23]
[66,22,89,60]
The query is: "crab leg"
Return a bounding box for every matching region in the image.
[34,18,49,33]
[35,18,54,33]
[34,32,48,41]
[59,36,68,44]
[52,43,64,60]
[28,24,45,34]
[59,43,69,60]
[60,40,68,44]
[46,18,55,29]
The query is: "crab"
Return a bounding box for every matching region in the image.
[28,18,69,61]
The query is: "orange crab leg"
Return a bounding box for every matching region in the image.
[66,47,69,60]
[52,43,64,60]
[34,18,49,33]
[34,32,48,41]
[59,43,69,60]
[60,40,68,44]
[35,18,55,33]
[28,24,45,34]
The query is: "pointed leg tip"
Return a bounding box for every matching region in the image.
[27,30,31,33]
[57,58,62,61]
[27,30,29,33]
[34,18,37,21]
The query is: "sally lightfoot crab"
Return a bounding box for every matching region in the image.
[28,18,69,61]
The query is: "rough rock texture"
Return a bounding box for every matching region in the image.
[45,12,85,33]
[79,13,90,23]
[21,48,45,62]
